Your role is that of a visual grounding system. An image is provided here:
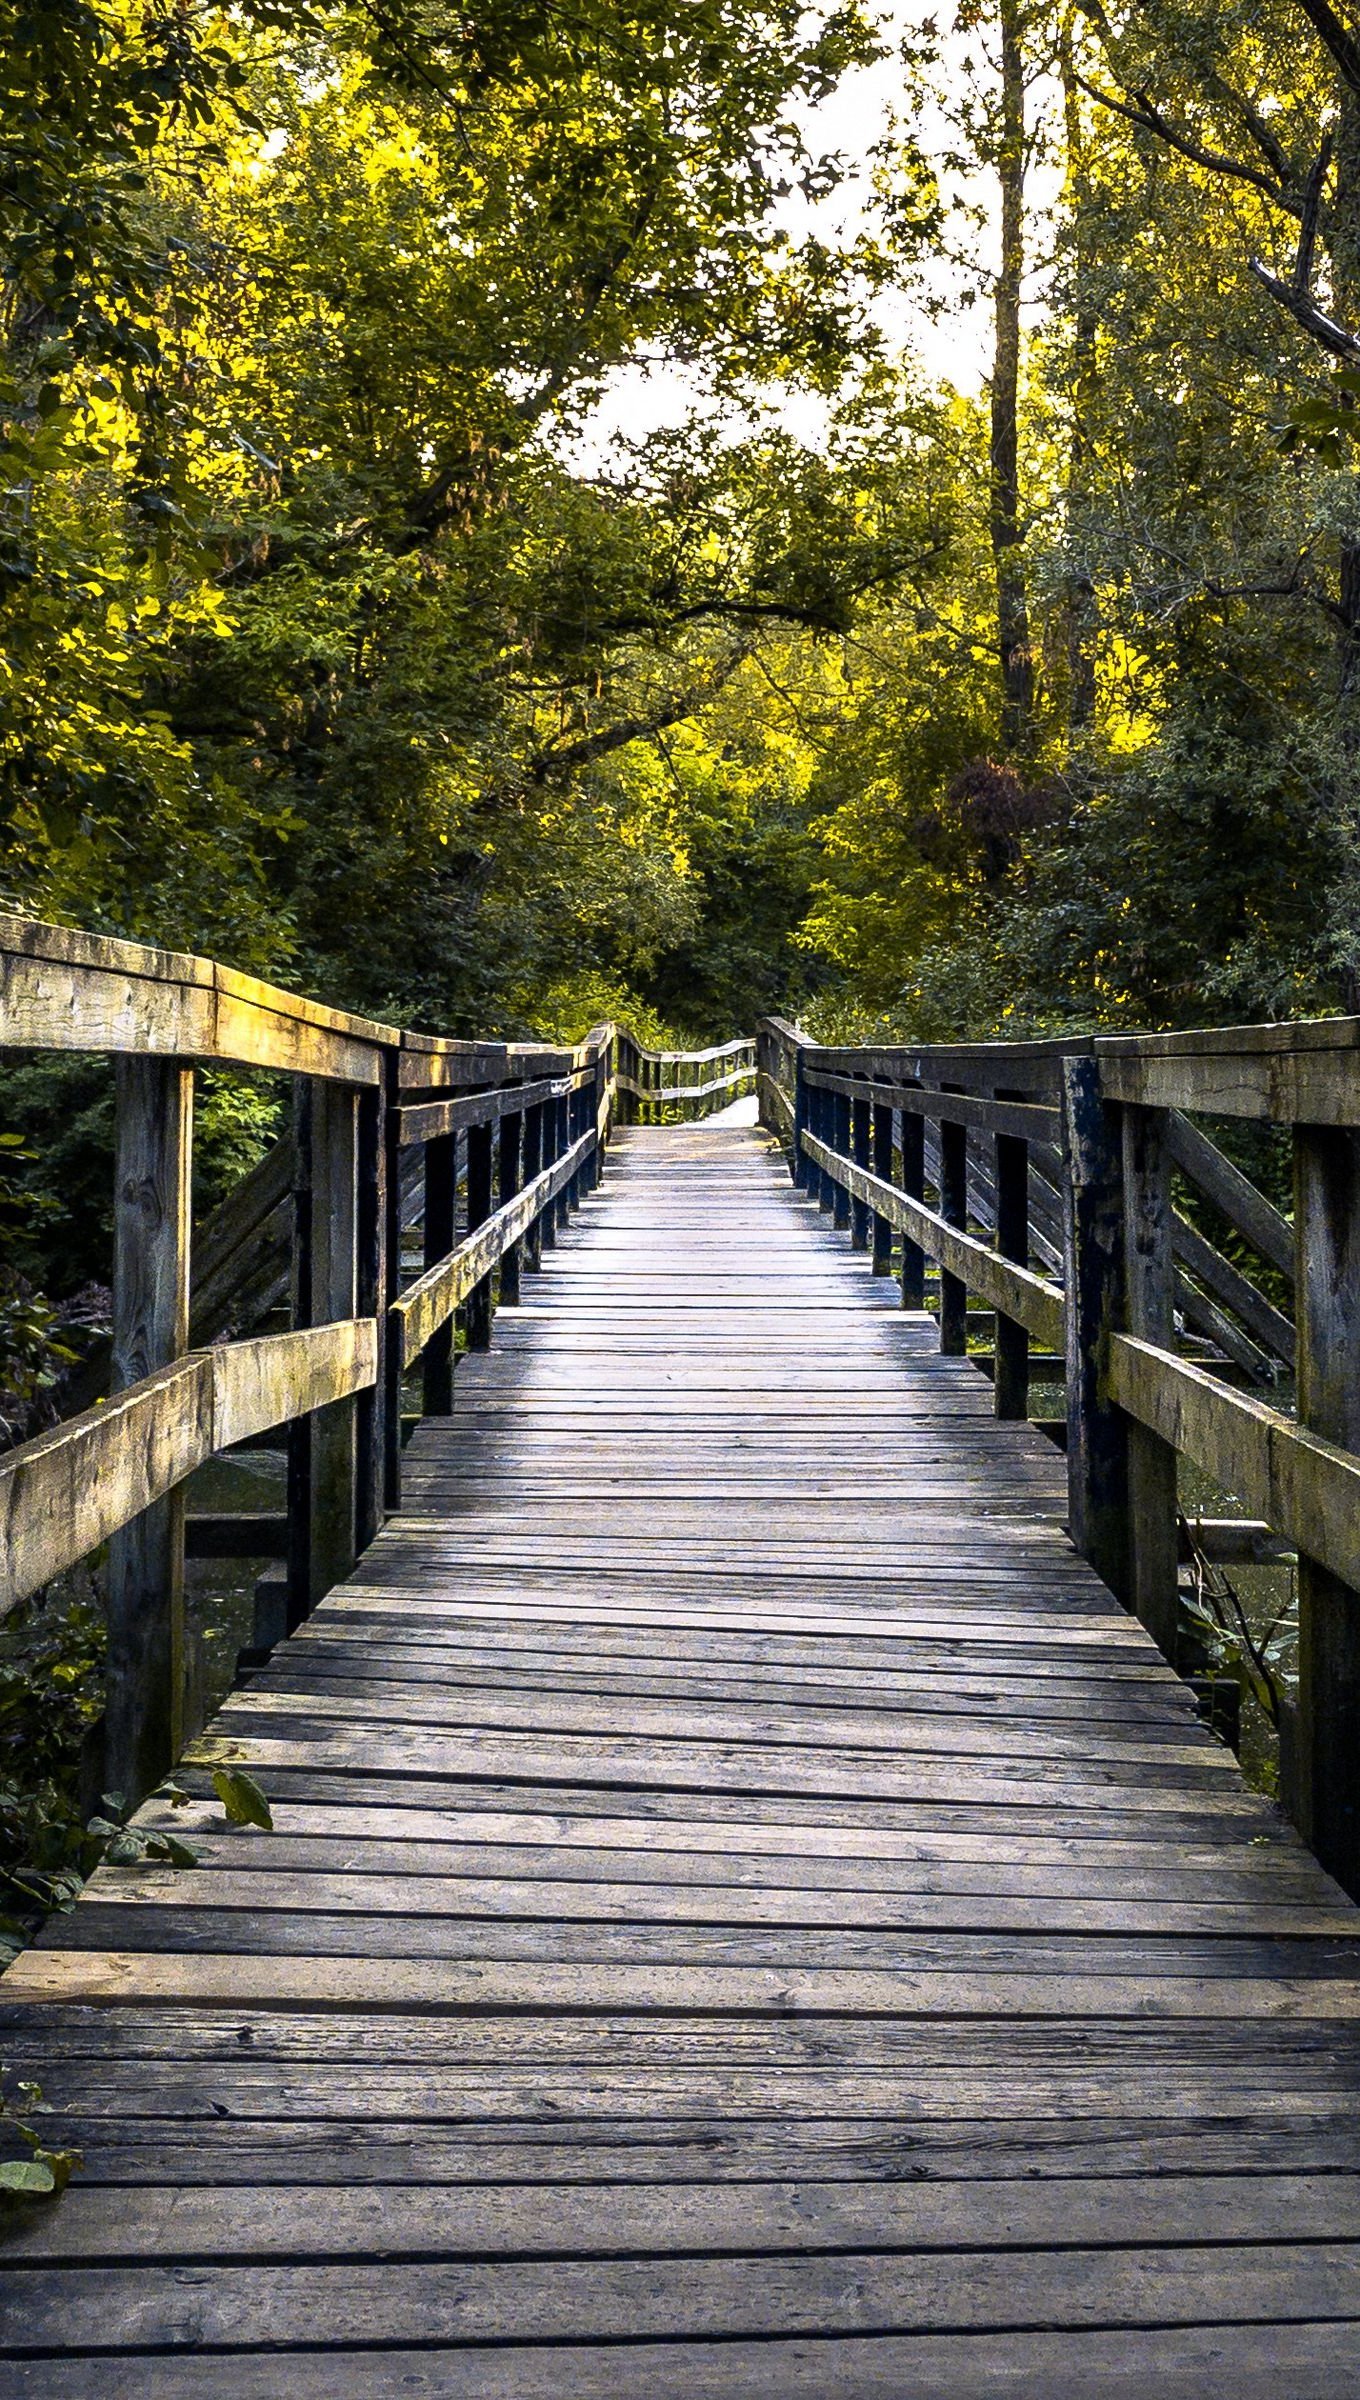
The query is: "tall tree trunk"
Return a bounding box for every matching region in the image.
[991,0,1033,755]
[1329,81,1360,1006]
[1335,85,1360,722]
[1060,14,1098,740]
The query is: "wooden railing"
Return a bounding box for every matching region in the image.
[757,1013,1360,1896]
[0,913,740,1804]
[615,1033,756,1121]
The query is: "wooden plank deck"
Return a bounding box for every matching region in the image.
[4,1120,1360,2394]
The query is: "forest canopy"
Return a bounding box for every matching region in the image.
[2,0,1360,1050]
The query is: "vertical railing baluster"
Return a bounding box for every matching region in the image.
[499,1102,524,1305]
[938,1103,968,1355]
[555,1083,571,1231]
[422,1127,457,1414]
[1122,1101,1179,1655]
[871,1097,893,1273]
[832,1086,851,1232]
[523,1096,546,1269]
[850,1081,870,1250]
[464,1119,494,1349]
[993,1094,1030,1421]
[355,1070,390,1551]
[1060,1053,1130,1605]
[290,1076,361,1629]
[105,1055,193,1800]
[1292,1119,1360,1893]
[792,1043,809,1188]
[899,1100,925,1309]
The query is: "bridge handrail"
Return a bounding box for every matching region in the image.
[614,1029,756,1118]
[756,1011,1360,1893]
[0,913,743,1800]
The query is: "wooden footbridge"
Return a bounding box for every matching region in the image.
[6,917,1360,2392]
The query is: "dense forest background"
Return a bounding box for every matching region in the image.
[4,0,1360,1067]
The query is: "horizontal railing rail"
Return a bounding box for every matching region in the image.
[615,1032,757,1122]
[0,912,748,1807]
[757,1010,1360,1897]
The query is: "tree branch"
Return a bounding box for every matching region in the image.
[1250,255,1360,357]
[1075,74,1297,210]
[1291,0,1360,94]
[525,654,750,785]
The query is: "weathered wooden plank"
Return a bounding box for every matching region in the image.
[0,1324,375,1615]
[1095,1018,1360,1124]
[398,1076,569,1147]
[0,1360,213,1615]
[4,2171,1355,2261]
[9,1949,1360,2014]
[6,2327,1360,2400]
[211,1323,378,1451]
[1108,1335,1360,1595]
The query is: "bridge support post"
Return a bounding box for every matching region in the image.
[523,1099,546,1267]
[554,1088,571,1231]
[105,1054,193,1803]
[993,1113,1030,1419]
[421,1130,457,1415]
[499,1107,523,1304]
[1061,1055,1129,1605]
[832,1090,851,1232]
[1122,1102,1180,1658]
[899,1104,926,1308]
[356,1067,393,1548]
[464,1121,495,1349]
[871,1101,893,1272]
[938,1112,968,1355]
[289,1077,361,1629]
[850,1086,871,1249]
[1293,1121,1360,1896]
[792,1046,809,1188]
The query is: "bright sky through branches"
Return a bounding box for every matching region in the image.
[578,5,1006,463]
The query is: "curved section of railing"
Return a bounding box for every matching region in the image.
[757,1009,1360,1898]
[0,911,748,1801]
[615,1032,756,1120]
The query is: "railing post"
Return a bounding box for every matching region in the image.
[592,1048,607,1184]
[105,1055,193,1801]
[832,1087,851,1231]
[355,1067,391,1552]
[289,1076,360,1629]
[381,1058,405,1515]
[523,1097,545,1268]
[422,1128,457,1415]
[540,1092,559,1249]
[850,1083,870,1250]
[1122,1101,1179,1656]
[993,1104,1029,1420]
[499,1104,523,1304]
[938,1110,968,1354]
[555,1085,571,1229]
[1292,1120,1360,1893]
[464,1119,494,1348]
[899,1102,926,1308]
[792,1044,809,1187]
[871,1099,893,1272]
[1061,1054,1130,1604]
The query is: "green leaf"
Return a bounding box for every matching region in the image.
[147,1833,200,1868]
[0,2159,55,2194]
[211,1767,273,1830]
